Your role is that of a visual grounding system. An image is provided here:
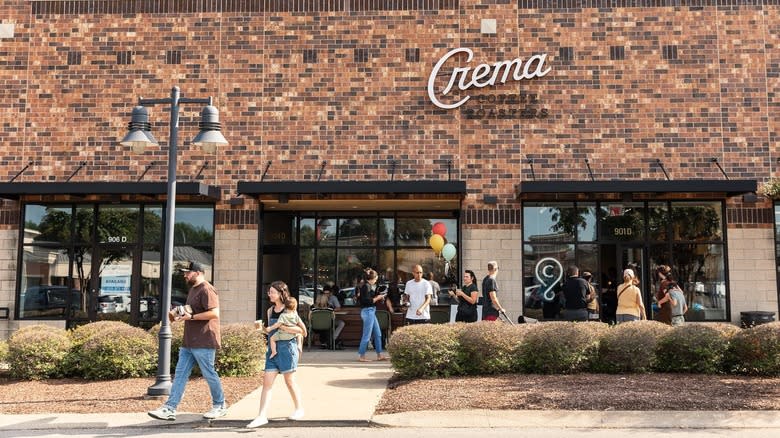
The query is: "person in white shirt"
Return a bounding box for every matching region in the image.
[404,264,432,324]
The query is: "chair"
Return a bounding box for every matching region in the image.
[430,308,450,324]
[375,309,392,349]
[308,309,336,350]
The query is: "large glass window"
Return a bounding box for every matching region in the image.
[522,200,728,322]
[17,203,215,327]
[296,214,458,307]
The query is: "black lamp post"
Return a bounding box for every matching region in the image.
[120,86,228,396]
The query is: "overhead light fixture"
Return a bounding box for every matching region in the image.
[120,106,158,153]
[345,218,361,227]
[318,219,332,227]
[191,105,228,153]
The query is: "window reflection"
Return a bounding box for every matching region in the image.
[338,218,376,247]
[295,214,459,307]
[523,201,728,322]
[671,202,722,242]
[673,243,726,321]
[19,249,77,318]
[24,205,72,245]
[17,203,215,324]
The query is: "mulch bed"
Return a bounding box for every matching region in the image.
[376,373,780,413]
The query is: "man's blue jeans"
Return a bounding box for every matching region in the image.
[165,347,225,410]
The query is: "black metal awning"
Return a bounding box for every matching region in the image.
[238,180,467,195]
[0,182,221,200]
[237,180,467,211]
[516,180,757,197]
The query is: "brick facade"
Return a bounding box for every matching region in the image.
[1,0,779,329]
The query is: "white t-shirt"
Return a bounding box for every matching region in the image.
[405,279,432,320]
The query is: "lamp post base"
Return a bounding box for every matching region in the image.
[147,380,172,397]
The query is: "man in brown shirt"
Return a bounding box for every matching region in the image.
[148,261,226,421]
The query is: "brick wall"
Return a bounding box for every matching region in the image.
[0,0,777,214]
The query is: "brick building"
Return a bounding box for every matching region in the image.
[0,0,778,338]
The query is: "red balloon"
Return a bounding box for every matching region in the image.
[432,222,447,237]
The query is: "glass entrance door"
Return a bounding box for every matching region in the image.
[600,243,647,323]
[261,248,299,317]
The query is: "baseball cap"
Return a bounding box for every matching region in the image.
[178,261,205,273]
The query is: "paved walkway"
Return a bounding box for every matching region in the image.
[0,349,779,431]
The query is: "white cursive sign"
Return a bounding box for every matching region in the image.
[427,48,551,110]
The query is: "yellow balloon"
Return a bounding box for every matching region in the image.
[429,234,445,253]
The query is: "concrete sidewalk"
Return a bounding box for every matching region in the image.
[0,349,394,431]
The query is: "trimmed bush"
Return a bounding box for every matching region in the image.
[216,323,266,376]
[517,322,608,374]
[388,323,464,379]
[725,322,780,376]
[458,322,528,375]
[78,323,157,380]
[8,325,71,380]
[706,322,742,340]
[655,324,733,374]
[593,321,671,373]
[63,321,137,376]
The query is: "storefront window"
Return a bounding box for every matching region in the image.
[17,203,215,326]
[295,214,458,307]
[673,243,726,321]
[522,243,574,321]
[522,201,728,322]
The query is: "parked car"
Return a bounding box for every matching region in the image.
[21,285,81,316]
[98,294,130,313]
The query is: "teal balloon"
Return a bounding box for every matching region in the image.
[441,243,456,261]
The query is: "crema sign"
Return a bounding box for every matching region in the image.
[427,47,551,119]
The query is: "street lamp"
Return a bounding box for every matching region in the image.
[120,86,228,396]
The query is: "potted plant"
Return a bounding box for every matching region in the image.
[758,178,780,199]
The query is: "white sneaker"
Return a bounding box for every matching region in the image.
[203,403,228,419]
[288,408,305,420]
[148,405,176,421]
[246,416,268,428]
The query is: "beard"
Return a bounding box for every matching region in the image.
[185,276,197,287]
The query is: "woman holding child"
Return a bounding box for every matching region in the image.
[247,281,307,428]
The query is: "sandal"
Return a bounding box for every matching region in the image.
[358,357,373,362]
[377,355,390,361]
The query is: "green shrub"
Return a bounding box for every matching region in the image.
[63,321,137,376]
[216,323,266,376]
[149,321,185,373]
[457,322,528,375]
[388,324,464,379]
[655,324,733,373]
[78,324,157,380]
[593,321,671,373]
[8,325,71,380]
[725,322,780,376]
[0,339,9,364]
[517,322,608,374]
